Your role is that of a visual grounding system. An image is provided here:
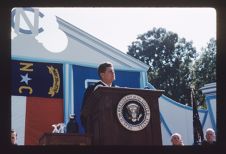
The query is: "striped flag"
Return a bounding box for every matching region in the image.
[11,60,64,145]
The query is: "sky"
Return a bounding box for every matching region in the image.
[12,7,216,53]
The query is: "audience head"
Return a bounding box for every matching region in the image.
[205,128,216,143]
[11,129,17,145]
[171,133,184,146]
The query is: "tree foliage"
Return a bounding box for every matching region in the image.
[127,27,197,105]
[191,38,216,107]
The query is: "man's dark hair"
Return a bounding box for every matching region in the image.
[97,62,113,78]
[11,129,17,136]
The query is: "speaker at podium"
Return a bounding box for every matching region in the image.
[81,86,164,145]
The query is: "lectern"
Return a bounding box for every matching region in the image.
[81,87,164,145]
[39,133,91,145]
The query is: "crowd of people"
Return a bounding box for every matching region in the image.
[171,128,216,146]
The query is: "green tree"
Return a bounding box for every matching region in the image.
[191,38,216,108]
[127,27,197,105]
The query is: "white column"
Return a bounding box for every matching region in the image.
[63,64,70,124]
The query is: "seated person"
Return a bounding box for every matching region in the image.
[171,133,184,146]
[11,129,17,145]
[66,114,79,133]
[80,62,116,132]
[202,128,216,145]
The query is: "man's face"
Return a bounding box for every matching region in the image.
[11,132,17,144]
[206,131,215,142]
[100,66,115,85]
[171,135,182,145]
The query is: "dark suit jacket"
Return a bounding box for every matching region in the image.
[201,140,216,145]
[80,81,116,132]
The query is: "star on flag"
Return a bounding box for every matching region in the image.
[20,73,32,85]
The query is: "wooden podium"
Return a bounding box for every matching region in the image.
[39,133,91,145]
[81,87,164,145]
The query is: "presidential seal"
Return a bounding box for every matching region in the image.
[117,94,151,131]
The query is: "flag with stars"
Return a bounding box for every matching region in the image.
[12,60,63,98]
[11,60,64,145]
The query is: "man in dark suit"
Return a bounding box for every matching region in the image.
[94,62,116,90]
[66,114,79,133]
[80,62,116,132]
